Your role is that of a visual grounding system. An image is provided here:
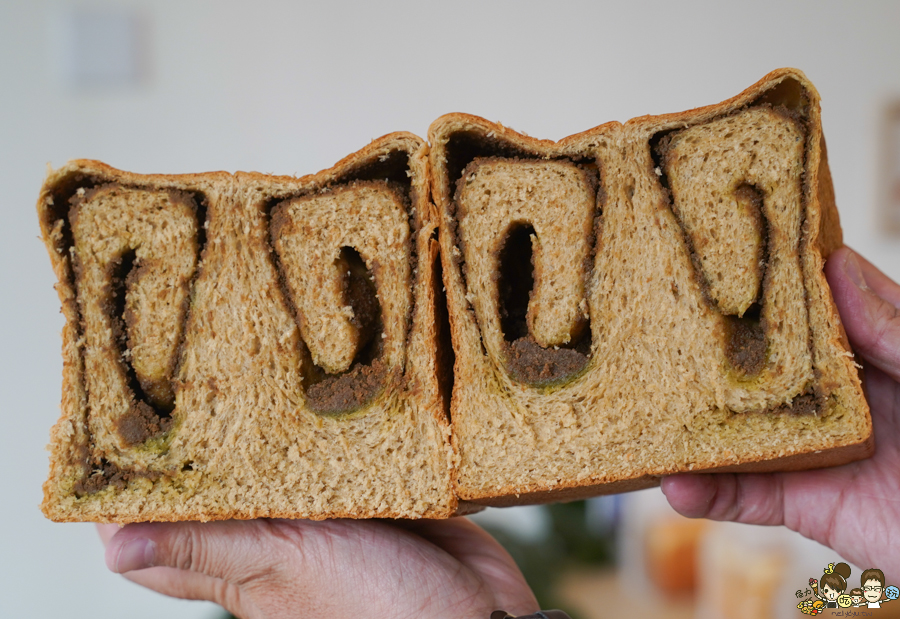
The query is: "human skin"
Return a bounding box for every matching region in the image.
[98,246,900,616]
[662,247,900,582]
[97,517,538,618]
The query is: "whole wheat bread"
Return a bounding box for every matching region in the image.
[39,134,459,522]
[428,68,871,506]
[39,68,871,521]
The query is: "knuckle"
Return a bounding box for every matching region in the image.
[216,578,245,614]
[168,527,199,572]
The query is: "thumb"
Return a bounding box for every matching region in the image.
[106,520,283,580]
[104,520,304,617]
[826,247,900,382]
[660,472,786,526]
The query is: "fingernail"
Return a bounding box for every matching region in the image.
[114,537,156,572]
[845,252,869,291]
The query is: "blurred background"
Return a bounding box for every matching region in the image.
[2,1,899,617]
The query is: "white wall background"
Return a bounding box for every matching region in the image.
[2,1,899,617]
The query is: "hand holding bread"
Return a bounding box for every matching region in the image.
[664,247,900,580]
[38,68,874,523]
[96,516,539,619]
[96,245,900,617]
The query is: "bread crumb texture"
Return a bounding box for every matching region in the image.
[38,69,870,520]
[428,68,870,505]
[40,135,457,522]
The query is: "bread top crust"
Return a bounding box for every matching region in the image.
[625,68,819,132]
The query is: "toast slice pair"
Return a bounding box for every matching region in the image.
[39,68,871,521]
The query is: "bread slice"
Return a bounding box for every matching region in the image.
[429,68,872,507]
[38,133,459,522]
[39,68,872,520]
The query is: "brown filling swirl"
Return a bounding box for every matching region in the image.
[653,102,816,411]
[454,157,599,387]
[64,182,204,493]
[270,181,412,415]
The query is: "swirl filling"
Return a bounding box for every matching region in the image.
[455,158,597,387]
[656,105,815,410]
[69,185,201,452]
[270,181,412,414]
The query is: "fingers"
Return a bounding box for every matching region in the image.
[661,473,785,526]
[853,250,900,308]
[826,247,900,382]
[120,565,233,603]
[104,520,283,583]
[97,522,240,607]
[102,520,305,617]
[96,522,120,546]
[396,518,539,615]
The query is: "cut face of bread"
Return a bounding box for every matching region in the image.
[38,134,458,522]
[270,181,411,412]
[429,69,871,506]
[455,158,597,386]
[39,68,872,520]
[69,186,202,481]
[656,106,812,411]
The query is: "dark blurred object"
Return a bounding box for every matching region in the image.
[480,501,615,616]
[491,610,572,619]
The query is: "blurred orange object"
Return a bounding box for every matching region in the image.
[644,517,708,596]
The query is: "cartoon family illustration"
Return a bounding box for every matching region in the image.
[796,563,899,615]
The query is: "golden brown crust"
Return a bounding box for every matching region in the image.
[40,69,872,522]
[468,476,662,508]
[431,67,872,508]
[40,135,458,523]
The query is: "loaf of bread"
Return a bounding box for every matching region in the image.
[428,67,871,506]
[38,134,460,521]
[39,68,872,522]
